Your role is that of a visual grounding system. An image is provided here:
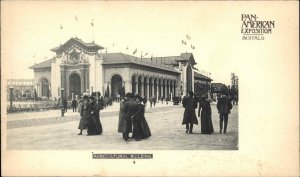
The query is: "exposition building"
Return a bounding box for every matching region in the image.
[29,37,212,100]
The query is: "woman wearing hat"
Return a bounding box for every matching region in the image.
[87,96,102,135]
[198,95,214,134]
[132,95,151,141]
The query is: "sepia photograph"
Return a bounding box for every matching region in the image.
[1,1,298,176]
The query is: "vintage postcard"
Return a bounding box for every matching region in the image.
[1,1,299,176]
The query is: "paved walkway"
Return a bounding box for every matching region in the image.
[6,104,238,150]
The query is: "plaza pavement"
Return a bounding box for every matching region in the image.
[5,101,238,150]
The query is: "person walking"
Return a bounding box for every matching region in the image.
[217,92,233,134]
[198,95,214,134]
[123,93,138,141]
[63,98,68,113]
[182,91,198,134]
[153,96,157,107]
[78,96,90,135]
[87,96,102,135]
[118,97,130,140]
[72,99,78,112]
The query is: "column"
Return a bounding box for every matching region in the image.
[135,81,138,94]
[141,81,144,97]
[146,82,150,99]
[160,82,163,98]
[151,80,154,98]
[109,82,112,97]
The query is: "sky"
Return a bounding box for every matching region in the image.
[1,1,266,85]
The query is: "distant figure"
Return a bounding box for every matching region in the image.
[182,91,198,134]
[149,98,153,108]
[161,97,164,104]
[198,95,214,134]
[217,93,233,134]
[78,96,90,135]
[63,98,68,112]
[152,97,157,107]
[72,99,78,112]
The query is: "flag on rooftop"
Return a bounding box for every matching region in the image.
[133,48,137,55]
[91,19,94,27]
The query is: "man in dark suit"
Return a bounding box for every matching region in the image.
[217,92,233,134]
[182,91,198,134]
[123,93,139,141]
[72,99,78,112]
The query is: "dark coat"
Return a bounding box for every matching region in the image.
[88,101,102,135]
[182,96,198,125]
[118,100,128,133]
[78,100,91,130]
[199,99,214,134]
[123,99,138,133]
[72,100,78,107]
[217,96,233,114]
[132,104,151,139]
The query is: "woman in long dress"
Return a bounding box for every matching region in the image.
[198,96,214,134]
[132,96,151,141]
[87,96,102,135]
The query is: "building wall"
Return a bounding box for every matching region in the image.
[33,69,51,97]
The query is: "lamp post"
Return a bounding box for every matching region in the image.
[9,85,14,112]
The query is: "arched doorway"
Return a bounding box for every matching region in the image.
[13,89,22,100]
[111,74,123,97]
[40,78,49,97]
[69,73,81,97]
[186,64,193,93]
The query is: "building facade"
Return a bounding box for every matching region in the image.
[29,38,212,100]
[6,79,35,100]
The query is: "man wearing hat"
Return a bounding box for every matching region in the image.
[123,92,138,141]
[182,91,198,134]
[217,92,233,134]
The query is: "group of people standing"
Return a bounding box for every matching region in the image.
[78,95,103,136]
[118,93,151,141]
[182,91,233,134]
[77,92,151,142]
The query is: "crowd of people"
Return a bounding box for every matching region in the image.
[70,89,233,142]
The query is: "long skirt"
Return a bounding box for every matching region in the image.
[132,117,151,139]
[78,116,88,130]
[87,115,102,135]
[140,117,151,139]
[201,113,214,134]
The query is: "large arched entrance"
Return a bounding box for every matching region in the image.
[40,78,49,97]
[111,74,123,97]
[69,73,81,97]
